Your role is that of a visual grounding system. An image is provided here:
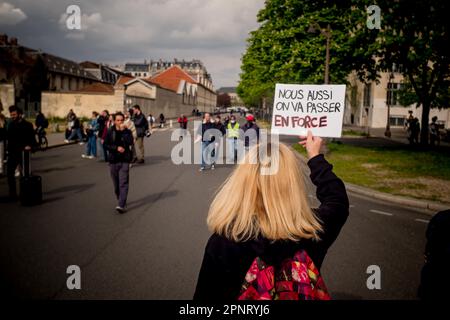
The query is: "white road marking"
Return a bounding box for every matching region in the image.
[415,219,429,224]
[370,209,393,216]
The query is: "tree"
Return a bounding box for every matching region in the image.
[217,93,231,108]
[239,0,450,145]
[374,0,450,145]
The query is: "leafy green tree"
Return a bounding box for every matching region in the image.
[239,0,449,145]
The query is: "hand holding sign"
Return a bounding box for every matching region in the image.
[299,131,323,159]
[271,84,346,138]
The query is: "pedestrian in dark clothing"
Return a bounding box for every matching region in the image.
[429,116,440,147]
[177,114,188,130]
[418,209,450,300]
[242,114,260,148]
[66,114,84,144]
[195,113,216,171]
[104,112,134,214]
[101,113,113,162]
[194,132,349,301]
[132,105,149,164]
[211,115,226,168]
[97,110,108,161]
[159,113,166,128]
[6,106,37,199]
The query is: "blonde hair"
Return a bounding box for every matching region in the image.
[207,142,323,242]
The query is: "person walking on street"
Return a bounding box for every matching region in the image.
[104,112,134,214]
[125,110,138,164]
[132,105,148,164]
[34,111,48,145]
[242,114,260,149]
[159,113,166,128]
[177,114,188,137]
[100,113,113,162]
[429,116,440,147]
[195,113,216,172]
[147,113,155,131]
[82,111,99,159]
[226,115,240,163]
[177,114,188,130]
[97,110,109,161]
[65,113,84,145]
[212,115,226,169]
[6,106,37,200]
[194,132,349,300]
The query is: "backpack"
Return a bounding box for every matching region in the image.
[238,250,330,300]
[42,118,49,129]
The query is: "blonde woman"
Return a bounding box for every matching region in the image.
[194,131,349,300]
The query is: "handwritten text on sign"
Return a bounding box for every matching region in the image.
[271,84,346,137]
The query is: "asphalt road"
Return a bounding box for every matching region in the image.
[0,118,432,299]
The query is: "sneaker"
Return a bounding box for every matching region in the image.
[81,154,88,158]
[79,142,85,145]
[64,139,69,143]
[211,164,215,170]
[88,155,95,159]
[199,167,205,172]
[15,169,20,177]
[116,206,126,214]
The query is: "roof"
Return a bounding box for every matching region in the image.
[124,63,149,72]
[76,82,114,94]
[41,53,98,80]
[149,65,196,92]
[115,75,135,86]
[79,61,100,69]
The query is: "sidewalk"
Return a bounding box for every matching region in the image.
[343,124,450,150]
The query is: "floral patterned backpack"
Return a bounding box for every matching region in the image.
[238,250,331,300]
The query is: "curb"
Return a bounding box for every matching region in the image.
[290,146,449,216]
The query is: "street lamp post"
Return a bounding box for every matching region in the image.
[308,23,331,84]
[385,72,395,138]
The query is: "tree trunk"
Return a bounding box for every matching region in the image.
[420,101,430,146]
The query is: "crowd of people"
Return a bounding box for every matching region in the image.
[405,111,442,147]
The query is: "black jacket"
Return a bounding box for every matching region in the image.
[133,113,149,138]
[197,122,217,143]
[6,118,37,154]
[242,122,260,147]
[194,154,349,301]
[104,127,134,163]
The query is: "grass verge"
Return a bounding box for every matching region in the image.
[292,141,450,204]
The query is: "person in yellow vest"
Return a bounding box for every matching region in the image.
[226,115,240,163]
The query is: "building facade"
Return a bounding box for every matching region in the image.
[345,70,450,130]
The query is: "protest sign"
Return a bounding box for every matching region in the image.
[271,84,346,137]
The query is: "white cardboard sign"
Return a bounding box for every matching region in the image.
[271,84,346,138]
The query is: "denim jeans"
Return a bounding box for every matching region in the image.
[68,128,83,141]
[227,138,238,162]
[201,141,214,168]
[109,162,130,208]
[86,135,97,156]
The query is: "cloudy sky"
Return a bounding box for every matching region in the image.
[0,0,265,88]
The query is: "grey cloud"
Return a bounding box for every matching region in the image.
[1,0,264,87]
[0,2,27,25]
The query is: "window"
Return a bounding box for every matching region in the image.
[387,83,401,106]
[389,116,406,127]
[363,83,372,107]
